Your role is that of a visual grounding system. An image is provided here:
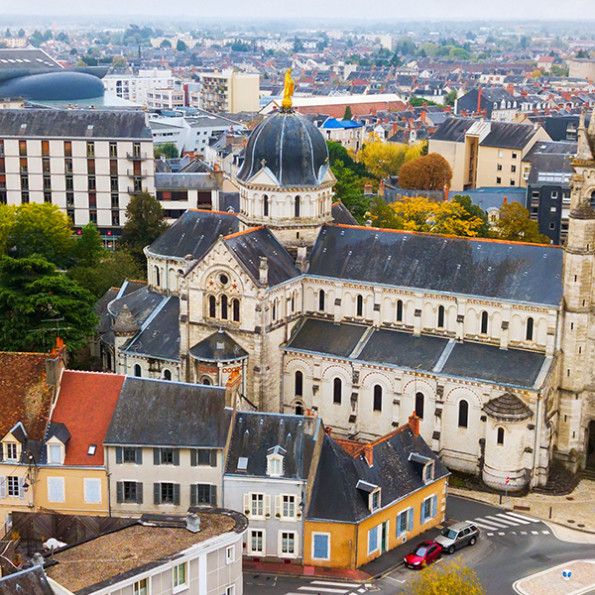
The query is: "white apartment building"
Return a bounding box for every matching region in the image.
[147,88,185,110]
[0,109,155,234]
[103,69,175,106]
[193,70,260,114]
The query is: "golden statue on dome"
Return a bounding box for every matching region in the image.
[281,68,295,112]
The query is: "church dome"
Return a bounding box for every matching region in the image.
[237,110,329,187]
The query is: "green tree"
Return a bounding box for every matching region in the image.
[154,142,179,159]
[331,160,370,223]
[9,204,73,267]
[111,55,127,67]
[17,28,25,38]
[0,205,16,255]
[293,36,304,52]
[444,89,458,107]
[451,194,490,237]
[0,255,97,352]
[72,222,104,267]
[176,39,187,52]
[358,140,424,179]
[118,193,168,266]
[409,558,486,595]
[490,202,550,244]
[160,39,172,49]
[398,153,452,191]
[327,141,371,178]
[368,196,399,228]
[343,105,352,121]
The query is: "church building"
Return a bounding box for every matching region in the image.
[97,91,595,492]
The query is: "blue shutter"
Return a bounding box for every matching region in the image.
[368,526,378,554]
[135,448,143,465]
[313,534,329,559]
[431,495,437,519]
[421,502,426,524]
[115,447,122,464]
[408,507,414,531]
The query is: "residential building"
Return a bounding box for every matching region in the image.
[0,109,155,238]
[104,377,233,517]
[45,510,246,595]
[147,88,185,110]
[319,117,365,152]
[304,416,449,569]
[224,412,324,563]
[455,87,519,121]
[103,69,175,105]
[429,116,550,191]
[195,70,260,114]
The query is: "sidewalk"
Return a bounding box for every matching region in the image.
[448,477,595,533]
[243,559,372,581]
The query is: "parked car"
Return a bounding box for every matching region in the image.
[403,540,442,569]
[435,521,480,554]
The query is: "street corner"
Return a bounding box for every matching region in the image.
[512,559,595,595]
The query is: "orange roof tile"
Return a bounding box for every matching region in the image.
[51,371,125,466]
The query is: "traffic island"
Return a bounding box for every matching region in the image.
[513,560,595,594]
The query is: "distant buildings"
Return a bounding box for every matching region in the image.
[193,70,260,114]
[103,68,176,105]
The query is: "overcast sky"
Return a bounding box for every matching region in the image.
[3,0,595,22]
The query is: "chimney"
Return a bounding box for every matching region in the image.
[259,257,268,285]
[420,110,427,122]
[296,242,308,273]
[503,196,508,205]
[408,412,420,436]
[378,179,385,197]
[324,426,332,436]
[364,181,373,195]
[506,83,514,95]
[443,184,449,202]
[186,513,201,533]
[364,443,373,467]
[46,338,66,388]
[31,552,45,568]
[477,87,482,113]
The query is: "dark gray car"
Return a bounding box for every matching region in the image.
[435,521,480,554]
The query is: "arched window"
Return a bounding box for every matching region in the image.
[526,317,534,341]
[221,295,228,320]
[333,378,342,404]
[295,403,304,415]
[396,299,403,322]
[497,427,505,445]
[437,305,445,328]
[134,364,142,377]
[263,194,269,217]
[294,195,301,217]
[155,266,160,287]
[295,370,303,396]
[163,369,172,381]
[318,289,325,312]
[201,376,211,386]
[415,392,424,419]
[481,311,488,335]
[208,295,216,318]
[356,295,364,317]
[232,299,240,322]
[373,385,382,412]
[458,400,469,428]
[272,301,277,321]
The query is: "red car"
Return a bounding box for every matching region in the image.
[403,540,442,569]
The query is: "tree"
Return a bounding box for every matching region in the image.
[409,558,486,595]
[8,204,74,267]
[451,194,490,237]
[398,153,452,191]
[293,36,304,53]
[0,255,97,352]
[327,141,371,179]
[111,55,127,67]
[118,193,168,266]
[343,105,352,121]
[176,39,187,52]
[358,141,424,180]
[331,160,370,223]
[154,142,179,159]
[17,28,25,38]
[490,202,550,244]
[530,69,543,79]
[72,222,104,267]
[368,196,399,228]
[444,89,458,107]
[160,39,172,49]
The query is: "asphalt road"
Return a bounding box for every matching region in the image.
[243,496,595,595]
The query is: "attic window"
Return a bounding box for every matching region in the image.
[237,456,248,472]
[267,455,283,477]
[370,489,381,512]
[423,461,435,483]
[88,445,97,456]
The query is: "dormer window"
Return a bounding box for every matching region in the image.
[266,445,286,477]
[6,443,18,461]
[370,488,381,512]
[423,461,435,483]
[356,480,380,512]
[48,444,63,465]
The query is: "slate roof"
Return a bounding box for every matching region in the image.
[225,411,320,479]
[147,209,238,260]
[0,352,54,441]
[0,567,54,595]
[430,117,475,143]
[107,286,164,331]
[481,121,542,149]
[331,201,358,225]
[123,297,180,361]
[154,173,220,190]
[224,227,300,288]
[51,371,125,466]
[484,392,533,421]
[189,330,248,362]
[104,377,231,448]
[286,318,367,358]
[308,426,449,523]
[0,109,151,139]
[219,192,240,212]
[0,48,60,71]
[308,225,563,306]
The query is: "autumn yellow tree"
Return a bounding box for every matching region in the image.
[398,153,453,191]
[490,202,550,243]
[357,140,424,179]
[409,558,486,595]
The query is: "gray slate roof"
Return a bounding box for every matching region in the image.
[189,330,248,362]
[0,109,151,139]
[308,427,449,523]
[104,377,231,448]
[286,318,367,358]
[155,173,220,190]
[430,117,474,143]
[331,202,358,225]
[0,567,54,595]
[225,411,320,479]
[481,121,541,149]
[147,209,238,260]
[308,225,563,306]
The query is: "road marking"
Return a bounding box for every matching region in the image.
[487,532,494,536]
[357,589,366,593]
[520,531,527,535]
[310,582,361,588]
[497,512,531,525]
[485,515,520,527]
[531,530,539,535]
[498,531,505,535]
[541,530,550,534]
[470,518,506,530]
[298,587,350,593]
[510,531,517,535]
[504,511,539,523]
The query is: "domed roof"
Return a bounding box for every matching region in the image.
[237,110,329,187]
[0,71,105,101]
[483,392,533,422]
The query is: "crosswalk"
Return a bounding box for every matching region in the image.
[285,579,370,595]
[467,511,551,537]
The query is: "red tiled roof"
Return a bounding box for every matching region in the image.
[0,352,55,441]
[51,371,125,466]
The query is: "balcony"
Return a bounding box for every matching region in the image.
[127,170,147,178]
[128,186,149,195]
[126,152,149,161]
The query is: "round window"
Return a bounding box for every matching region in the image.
[220,274,229,285]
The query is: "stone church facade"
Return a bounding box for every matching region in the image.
[97,107,595,491]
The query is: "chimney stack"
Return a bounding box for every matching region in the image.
[259,257,268,286]
[408,412,420,436]
[364,443,373,467]
[186,513,201,533]
[503,196,508,205]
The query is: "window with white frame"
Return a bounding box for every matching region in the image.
[7,476,20,498]
[421,494,437,523]
[172,561,187,591]
[48,444,63,465]
[267,454,284,477]
[396,507,414,537]
[83,478,101,504]
[226,545,235,564]
[225,586,236,595]
[370,489,381,512]
[367,525,379,554]
[312,533,330,560]
[133,578,148,595]
[251,493,264,517]
[280,531,297,556]
[249,529,264,554]
[281,495,295,519]
[47,477,65,502]
[423,462,435,483]
[6,443,18,461]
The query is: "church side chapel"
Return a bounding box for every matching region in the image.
[97,71,595,492]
